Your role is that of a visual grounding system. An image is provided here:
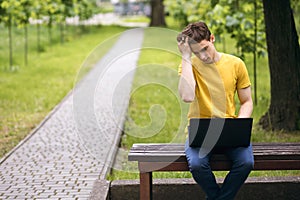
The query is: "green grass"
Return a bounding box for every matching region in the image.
[0,25,129,158]
[121,27,188,148]
[121,15,150,23]
[107,25,300,181]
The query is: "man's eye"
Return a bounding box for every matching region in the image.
[200,47,208,52]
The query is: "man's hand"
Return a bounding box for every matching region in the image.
[177,35,192,58]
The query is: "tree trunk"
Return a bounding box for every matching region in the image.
[260,0,300,131]
[253,0,258,105]
[48,25,52,45]
[37,22,41,52]
[149,0,166,27]
[24,25,28,66]
[8,15,13,69]
[60,22,64,44]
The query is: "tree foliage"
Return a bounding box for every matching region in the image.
[165,0,266,58]
[0,0,97,68]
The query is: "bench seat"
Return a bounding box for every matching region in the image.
[128,143,300,200]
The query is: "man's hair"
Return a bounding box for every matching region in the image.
[177,22,211,44]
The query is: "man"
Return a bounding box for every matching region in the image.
[177,22,254,200]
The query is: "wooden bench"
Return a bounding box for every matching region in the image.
[128,143,300,200]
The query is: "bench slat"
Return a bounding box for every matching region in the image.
[129,143,300,163]
[130,143,300,153]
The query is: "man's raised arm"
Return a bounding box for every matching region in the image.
[178,37,196,103]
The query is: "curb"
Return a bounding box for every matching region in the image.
[108,177,300,200]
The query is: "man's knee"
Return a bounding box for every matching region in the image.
[234,156,254,172]
[188,157,210,172]
[244,157,254,170]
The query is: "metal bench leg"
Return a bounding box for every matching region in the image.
[140,172,152,200]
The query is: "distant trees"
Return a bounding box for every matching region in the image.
[0,0,95,69]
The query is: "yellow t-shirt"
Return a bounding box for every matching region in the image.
[178,53,251,119]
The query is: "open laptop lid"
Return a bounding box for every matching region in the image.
[188,118,253,148]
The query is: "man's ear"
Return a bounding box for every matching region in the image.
[210,35,215,43]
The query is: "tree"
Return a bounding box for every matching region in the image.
[58,0,75,44]
[165,0,209,28]
[31,0,48,52]
[150,0,166,27]
[164,0,196,27]
[74,0,94,21]
[0,0,20,69]
[259,0,300,131]
[17,0,33,65]
[45,0,61,45]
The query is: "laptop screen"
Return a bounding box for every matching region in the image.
[188,118,253,148]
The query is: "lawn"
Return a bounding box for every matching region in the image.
[0,20,298,180]
[108,23,300,180]
[0,25,128,158]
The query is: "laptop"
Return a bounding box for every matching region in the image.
[188,118,253,148]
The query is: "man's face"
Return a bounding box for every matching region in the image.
[189,37,216,64]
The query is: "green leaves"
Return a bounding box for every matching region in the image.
[225,15,240,27]
[0,0,96,27]
[0,0,97,69]
[165,0,266,58]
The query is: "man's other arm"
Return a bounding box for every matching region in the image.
[237,86,253,118]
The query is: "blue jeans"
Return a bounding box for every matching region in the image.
[185,140,254,200]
